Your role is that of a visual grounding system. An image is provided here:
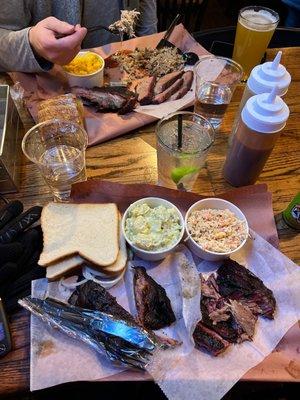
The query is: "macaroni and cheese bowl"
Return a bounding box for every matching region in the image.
[185,198,249,261]
[63,51,105,88]
[122,197,184,261]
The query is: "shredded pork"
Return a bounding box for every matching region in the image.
[109,10,140,38]
[112,47,184,82]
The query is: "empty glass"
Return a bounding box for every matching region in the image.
[22,120,88,201]
[194,56,243,129]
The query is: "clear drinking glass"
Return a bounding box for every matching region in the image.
[22,119,88,201]
[156,112,215,191]
[194,56,243,129]
[232,6,279,80]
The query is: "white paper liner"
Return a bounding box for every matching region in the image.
[29,230,300,399]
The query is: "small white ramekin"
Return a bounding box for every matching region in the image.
[64,51,105,88]
[185,198,249,261]
[122,197,184,261]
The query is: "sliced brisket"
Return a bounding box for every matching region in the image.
[152,78,184,104]
[136,76,156,105]
[169,71,194,101]
[154,70,184,95]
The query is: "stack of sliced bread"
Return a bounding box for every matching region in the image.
[38,202,127,281]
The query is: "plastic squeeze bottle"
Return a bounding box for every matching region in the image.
[232,51,291,131]
[223,86,290,187]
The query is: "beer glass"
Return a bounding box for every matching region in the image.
[22,120,88,202]
[233,6,279,79]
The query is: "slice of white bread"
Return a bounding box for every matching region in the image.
[45,226,128,281]
[91,227,127,274]
[39,202,119,267]
[45,255,84,281]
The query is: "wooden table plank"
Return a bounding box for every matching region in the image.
[0,47,299,396]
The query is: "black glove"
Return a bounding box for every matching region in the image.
[0,201,45,314]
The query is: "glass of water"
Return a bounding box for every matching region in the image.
[22,119,88,201]
[156,112,215,191]
[194,56,243,129]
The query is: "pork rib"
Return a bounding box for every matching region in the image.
[69,280,136,324]
[72,86,137,114]
[133,266,176,330]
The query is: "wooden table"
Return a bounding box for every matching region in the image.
[0,48,299,396]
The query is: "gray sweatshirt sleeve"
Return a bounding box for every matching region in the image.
[0,27,51,73]
[0,1,49,73]
[135,0,158,36]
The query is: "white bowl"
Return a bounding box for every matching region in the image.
[64,51,105,88]
[122,197,184,261]
[185,198,249,261]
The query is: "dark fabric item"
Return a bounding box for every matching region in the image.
[0,243,24,265]
[0,206,42,244]
[0,262,18,289]
[0,201,44,315]
[0,200,23,230]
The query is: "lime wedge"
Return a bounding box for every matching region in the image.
[171,166,200,184]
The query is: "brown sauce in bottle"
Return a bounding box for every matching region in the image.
[223,119,281,186]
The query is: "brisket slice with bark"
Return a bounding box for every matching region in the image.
[154,70,184,95]
[193,321,230,356]
[136,76,156,105]
[152,78,184,104]
[216,259,276,319]
[133,266,176,330]
[72,86,137,114]
[169,71,194,101]
[68,280,136,324]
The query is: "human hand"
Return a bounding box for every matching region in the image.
[29,17,87,65]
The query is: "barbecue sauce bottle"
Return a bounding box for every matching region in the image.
[223,86,289,187]
[232,51,291,131]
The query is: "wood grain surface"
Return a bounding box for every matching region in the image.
[0,47,299,396]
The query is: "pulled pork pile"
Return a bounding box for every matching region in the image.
[112,47,184,82]
[193,259,276,356]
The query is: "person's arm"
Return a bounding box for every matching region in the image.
[135,0,158,36]
[0,1,87,73]
[0,27,53,73]
[0,0,50,73]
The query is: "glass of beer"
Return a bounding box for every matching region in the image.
[233,6,279,79]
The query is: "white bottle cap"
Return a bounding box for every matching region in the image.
[242,86,290,133]
[247,51,291,96]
